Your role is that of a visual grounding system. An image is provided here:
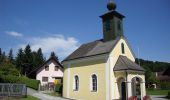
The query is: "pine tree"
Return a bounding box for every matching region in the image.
[23,44,33,76]
[1,51,6,62]
[8,48,14,63]
[16,48,24,75]
[37,48,45,65]
[0,48,2,63]
[0,48,2,56]
[50,51,58,61]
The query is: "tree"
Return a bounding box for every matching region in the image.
[0,48,2,56]
[23,44,33,76]
[0,62,19,76]
[0,48,2,63]
[50,51,58,61]
[36,48,45,65]
[16,48,24,76]
[8,48,14,63]
[1,51,6,62]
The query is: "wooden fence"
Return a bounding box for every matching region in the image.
[0,83,27,97]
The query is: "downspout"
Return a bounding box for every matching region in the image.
[126,70,128,100]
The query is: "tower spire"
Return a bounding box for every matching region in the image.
[107,0,117,11]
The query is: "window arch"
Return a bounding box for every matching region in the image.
[91,74,97,91]
[73,75,79,91]
[121,43,125,54]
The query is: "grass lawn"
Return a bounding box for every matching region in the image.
[0,95,39,100]
[147,89,170,95]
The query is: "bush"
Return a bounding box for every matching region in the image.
[160,82,170,90]
[55,84,63,94]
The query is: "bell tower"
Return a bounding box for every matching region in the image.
[100,0,125,42]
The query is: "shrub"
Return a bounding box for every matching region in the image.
[160,82,170,90]
[55,84,63,94]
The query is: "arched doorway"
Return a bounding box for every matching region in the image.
[131,77,142,100]
[117,77,127,100]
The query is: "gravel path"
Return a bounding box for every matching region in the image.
[27,88,70,100]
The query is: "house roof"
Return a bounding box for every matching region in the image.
[63,37,122,62]
[113,55,145,71]
[29,56,63,75]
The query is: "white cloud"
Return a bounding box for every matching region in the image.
[19,34,80,60]
[6,31,23,37]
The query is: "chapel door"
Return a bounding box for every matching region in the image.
[121,82,126,100]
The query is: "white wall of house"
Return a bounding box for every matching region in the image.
[36,60,63,85]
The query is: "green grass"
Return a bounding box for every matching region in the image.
[0,95,39,100]
[18,96,39,100]
[147,89,170,95]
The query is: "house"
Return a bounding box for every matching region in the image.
[35,55,63,86]
[62,1,146,100]
[156,67,170,82]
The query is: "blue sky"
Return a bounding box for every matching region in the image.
[0,0,170,62]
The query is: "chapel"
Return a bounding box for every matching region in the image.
[62,1,146,100]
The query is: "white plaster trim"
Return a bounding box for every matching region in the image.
[105,57,110,100]
[67,63,70,98]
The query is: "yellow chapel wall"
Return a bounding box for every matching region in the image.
[63,58,106,100]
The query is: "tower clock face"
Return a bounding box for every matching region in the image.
[105,20,111,31]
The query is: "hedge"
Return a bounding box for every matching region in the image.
[18,76,40,90]
[0,74,40,90]
[160,82,170,90]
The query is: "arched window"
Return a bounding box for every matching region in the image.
[91,74,97,91]
[73,75,79,91]
[121,43,125,54]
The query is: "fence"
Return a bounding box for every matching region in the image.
[0,83,27,97]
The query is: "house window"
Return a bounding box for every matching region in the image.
[42,77,48,82]
[45,66,49,71]
[91,74,97,92]
[73,75,79,91]
[55,66,58,71]
[121,43,125,54]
